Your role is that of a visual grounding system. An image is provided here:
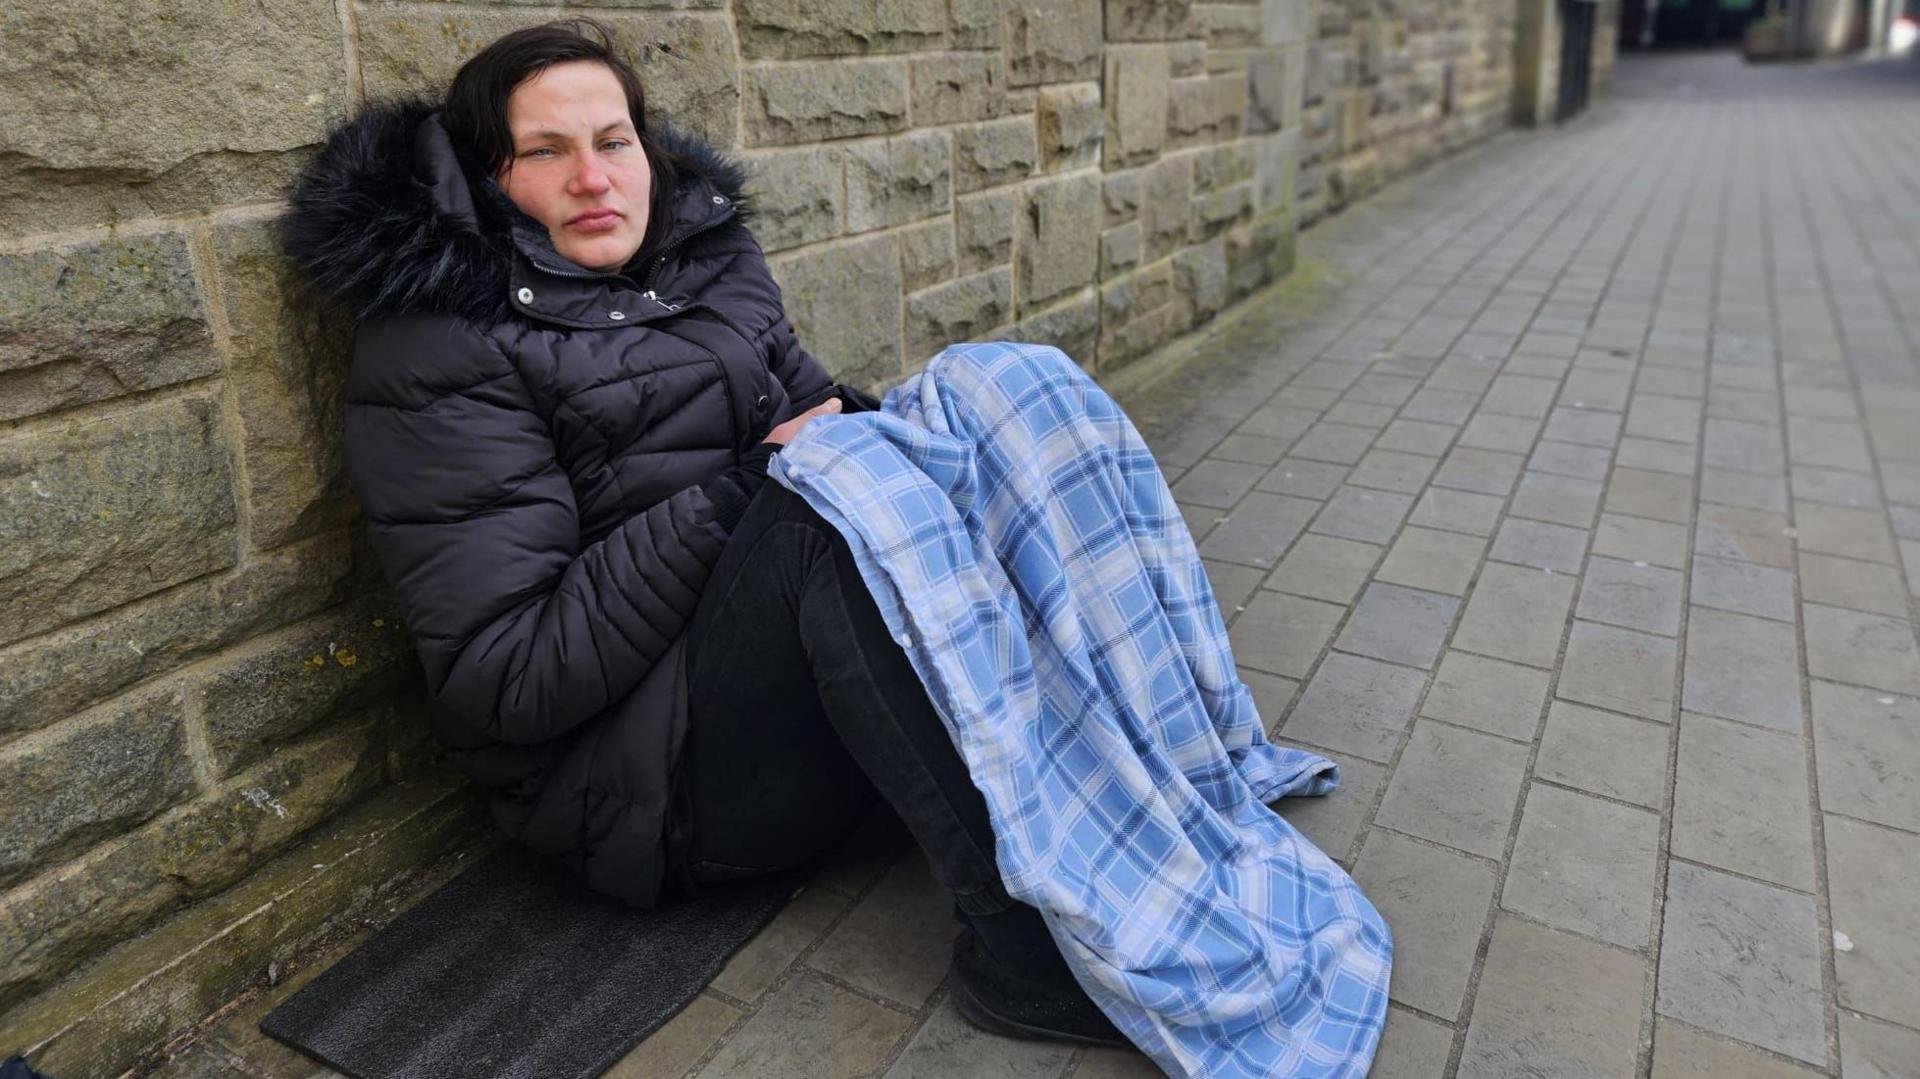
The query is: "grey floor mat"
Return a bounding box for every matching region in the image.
[259,843,802,1079]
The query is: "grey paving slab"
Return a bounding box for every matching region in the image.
[1432,446,1526,496]
[1346,448,1438,494]
[1562,368,1634,412]
[1803,604,1920,696]
[1812,681,1920,833]
[1350,828,1499,1019]
[1418,649,1550,741]
[1458,412,1544,454]
[1290,421,1379,465]
[1529,438,1615,481]
[1503,784,1662,949]
[1683,607,1804,730]
[1375,526,1487,597]
[1840,1011,1920,1079]
[1452,561,1578,669]
[882,998,1074,1078]
[1407,486,1506,537]
[1229,591,1345,679]
[1489,518,1589,574]
[1559,620,1679,722]
[1256,457,1350,499]
[1402,386,1481,425]
[1235,403,1321,442]
[1324,401,1399,428]
[1605,467,1696,525]
[1657,862,1826,1066]
[1264,534,1384,606]
[1203,559,1264,616]
[1481,374,1561,419]
[1542,405,1624,449]
[696,974,914,1079]
[1071,1049,1162,1078]
[1373,418,1459,456]
[1334,582,1459,670]
[1701,467,1791,513]
[1650,1020,1825,1079]
[1792,464,1882,508]
[1459,916,1647,1079]
[1170,458,1268,510]
[1196,491,1322,569]
[1788,414,1875,472]
[1270,748,1384,863]
[1627,394,1703,443]
[808,854,960,1009]
[1672,712,1816,891]
[1703,418,1786,475]
[1240,668,1299,730]
[1281,652,1428,762]
[1310,485,1414,545]
[1690,554,1796,623]
[1509,470,1605,529]
[1535,700,1669,809]
[1695,503,1795,568]
[1826,814,1920,1031]
[1797,502,1901,565]
[1210,432,1290,467]
[712,886,853,1001]
[1366,1007,1457,1079]
[1617,436,1699,477]
[1800,552,1914,618]
[1577,556,1684,636]
[1593,512,1691,569]
[1375,720,1531,859]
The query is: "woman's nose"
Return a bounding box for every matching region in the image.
[570,157,611,196]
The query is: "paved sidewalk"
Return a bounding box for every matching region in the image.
[165,50,1920,1079]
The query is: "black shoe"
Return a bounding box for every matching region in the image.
[948,926,1133,1048]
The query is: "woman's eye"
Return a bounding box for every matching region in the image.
[601,140,629,152]
[525,148,555,159]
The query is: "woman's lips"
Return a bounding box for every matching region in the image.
[568,210,621,233]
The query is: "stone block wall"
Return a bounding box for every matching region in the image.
[1297,0,1520,222]
[0,1,1306,1074]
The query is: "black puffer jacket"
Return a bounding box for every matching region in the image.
[282,102,870,908]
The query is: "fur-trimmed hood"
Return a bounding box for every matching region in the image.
[279,99,753,324]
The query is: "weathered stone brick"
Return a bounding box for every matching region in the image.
[771,235,903,386]
[1104,45,1171,168]
[997,289,1100,367]
[1106,0,1197,41]
[0,530,364,740]
[1037,83,1105,173]
[199,597,419,779]
[1202,3,1263,48]
[910,54,1004,127]
[846,130,951,233]
[358,11,740,149]
[956,191,1016,274]
[1262,0,1309,45]
[1102,221,1145,278]
[1104,169,1144,226]
[952,117,1037,194]
[0,395,237,648]
[897,219,957,291]
[1255,128,1300,214]
[1247,47,1300,134]
[0,689,197,890]
[1018,173,1102,309]
[0,708,395,1012]
[744,57,909,146]
[1141,155,1194,261]
[1228,216,1293,295]
[1194,143,1257,189]
[1100,261,1176,323]
[1169,40,1208,76]
[948,0,1001,48]
[1005,0,1104,87]
[1174,235,1231,324]
[0,234,219,423]
[741,145,844,252]
[1191,181,1253,241]
[0,0,346,233]
[734,0,945,58]
[211,217,356,552]
[906,269,1013,362]
[1169,73,1249,149]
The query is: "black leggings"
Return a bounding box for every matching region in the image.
[677,481,1014,916]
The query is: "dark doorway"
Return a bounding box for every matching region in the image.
[1559,0,1598,120]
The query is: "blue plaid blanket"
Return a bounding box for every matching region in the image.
[771,342,1391,1077]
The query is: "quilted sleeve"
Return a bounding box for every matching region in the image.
[344,314,734,746]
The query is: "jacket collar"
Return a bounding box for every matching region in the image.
[281,99,753,328]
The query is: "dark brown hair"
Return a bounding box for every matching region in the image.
[442,18,684,257]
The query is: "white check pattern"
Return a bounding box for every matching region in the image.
[772,342,1391,1078]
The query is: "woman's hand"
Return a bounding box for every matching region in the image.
[762,397,843,446]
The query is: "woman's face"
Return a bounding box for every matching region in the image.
[495,60,652,272]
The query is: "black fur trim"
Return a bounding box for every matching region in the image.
[279,99,753,323]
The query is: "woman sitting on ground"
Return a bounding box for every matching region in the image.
[282,18,1125,1048]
